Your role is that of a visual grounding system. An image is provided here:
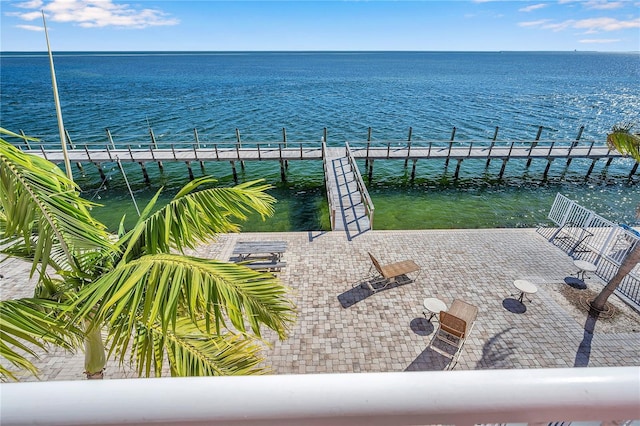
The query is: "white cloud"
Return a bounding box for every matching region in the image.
[583,1,626,10]
[573,17,640,31]
[15,0,43,8]
[519,3,547,12]
[519,17,640,33]
[579,38,622,43]
[518,19,553,28]
[11,0,179,29]
[15,24,44,31]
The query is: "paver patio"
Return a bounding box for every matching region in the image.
[2,228,639,381]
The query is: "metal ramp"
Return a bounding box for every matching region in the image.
[322,143,373,237]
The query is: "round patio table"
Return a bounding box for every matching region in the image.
[513,279,538,303]
[423,297,447,322]
[573,259,597,281]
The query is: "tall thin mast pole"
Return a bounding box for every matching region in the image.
[42,11,73,181]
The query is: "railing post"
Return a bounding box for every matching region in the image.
[19,129,31,150]
[405,127,412,167]
[571,125,584,148]
[105,128,116,150]
[194,128,200,149]
[235,128,245,170]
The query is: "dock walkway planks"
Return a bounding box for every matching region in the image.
[323,147,371,236]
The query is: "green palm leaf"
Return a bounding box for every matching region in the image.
[119,177,275,261]
[0,138,114,277]
[69,254,295,340]
[607,122,640,162]
[0,299,81,381]
[123,318,269,377]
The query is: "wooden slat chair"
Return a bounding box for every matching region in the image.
[429,298,478,370]
[365,252,421,293]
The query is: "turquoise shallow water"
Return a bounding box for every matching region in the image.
[1,51,639,231]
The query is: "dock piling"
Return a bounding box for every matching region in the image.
[486,126,498,168]
[410,158,417,181]
[186,161,194,181]
[235,129,245,171]
[526,126,543,168]
[405,127,413,168]
[454,159,463,180]
[629,162,639,179]
[230,161,238,183]
[149,128,163,172]
[139,162,150,184]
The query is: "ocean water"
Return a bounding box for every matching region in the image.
[1,51,639,231]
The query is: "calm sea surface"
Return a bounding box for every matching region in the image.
[1,51,639,231]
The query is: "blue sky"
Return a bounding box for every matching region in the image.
[1,1,639,51]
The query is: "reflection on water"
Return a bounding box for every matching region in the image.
[85,157,639,233]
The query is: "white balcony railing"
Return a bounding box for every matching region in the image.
[1,367,638,425]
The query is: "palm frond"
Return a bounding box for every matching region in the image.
[607,123,640,162]
[68,254,295,341]
[0,139,114,277]
[0,299,82,381]
[120,318,269,377]
[119,178,275,261]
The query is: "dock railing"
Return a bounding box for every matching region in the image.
[321,140,336,230]
[345,142,375,230]
[349,138,613,158]
[539,193,640,308]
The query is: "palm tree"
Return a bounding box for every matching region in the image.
[1,129,295,380]
[590,123,640,312]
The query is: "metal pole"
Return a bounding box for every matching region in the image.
[42,11,72,181]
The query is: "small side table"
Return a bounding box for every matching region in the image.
[513,280,538,303]
[423,297,447,322]
[573,259,597,281]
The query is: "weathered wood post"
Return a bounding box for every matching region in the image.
[280,127,287,182]
[149,128,163,173]
[410,158,417,182]
[486,126,498,168]
[230,161,238,183]
[454,159,463,180]
[498,159,508,179]
[526,126,543,168]
[543,159,554,181]
[105,128,116,150]
[629,162,639,179]
[567,126,584,171]
[139,162,150,184]
[571,125,584,148]
[194,128,205,173]
[235,128,245,171]
[64,129,75,149]
[585,159,598,180]
[65,129,84,172]
[405,126,412,168]
[445,127,456,169]
[365,127,372,169]
[96,162,107,183]
[186,161,194,181]
[19,130,31,149]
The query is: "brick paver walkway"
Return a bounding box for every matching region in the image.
[2,228,639,381]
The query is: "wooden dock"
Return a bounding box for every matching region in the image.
[11,131,638,237]
[322,143,373,236]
